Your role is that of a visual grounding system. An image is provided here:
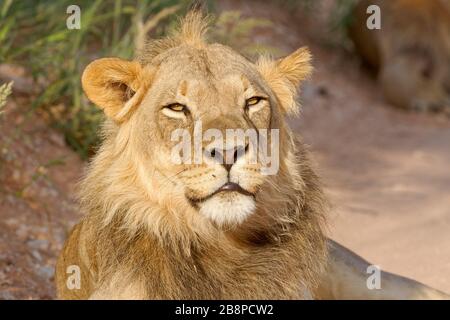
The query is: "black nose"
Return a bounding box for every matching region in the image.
[206,143,249,172]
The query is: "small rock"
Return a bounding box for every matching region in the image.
[31,250,42,262]
[15,225,29,240]
[36,266,54,280]
[48,132,65,148]
[0,291,15,300]
[12,170,21,181]
[26,239,49,251]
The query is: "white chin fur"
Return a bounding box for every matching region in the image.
[199,193,255,227]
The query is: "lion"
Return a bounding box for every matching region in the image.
[349,0,450,114]
[56,11,449,299]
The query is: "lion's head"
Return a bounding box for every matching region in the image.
[80,12,323,250]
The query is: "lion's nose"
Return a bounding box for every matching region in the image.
[205,143,249,172]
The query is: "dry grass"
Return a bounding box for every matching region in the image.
[0,81,13,113]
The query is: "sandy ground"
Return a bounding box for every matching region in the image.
[0,0,449,299]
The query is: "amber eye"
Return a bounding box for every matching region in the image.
[246,97,262,107]
[166,103,186,112]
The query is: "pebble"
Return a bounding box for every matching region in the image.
[26,239,49,251]
[36,266,54,280]
[31,250,42,262]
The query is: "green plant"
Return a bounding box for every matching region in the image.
[329,0,358,39]
[1,2,276,159]
[271,0,318,11]
[269,0,358,49]
[1,0,189,159]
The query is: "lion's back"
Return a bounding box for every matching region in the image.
[349,0,450,112]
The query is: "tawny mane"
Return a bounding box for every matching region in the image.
[138,11,210,64]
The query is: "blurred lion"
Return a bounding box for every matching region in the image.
[350,0,450,114]
[56,11,449,300]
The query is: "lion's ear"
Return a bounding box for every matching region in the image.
[81,58,150,122]
[257,47,312,116]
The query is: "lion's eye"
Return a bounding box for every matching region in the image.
[162,103,189,120]
[246,97,262,107]
[166,103,186,112]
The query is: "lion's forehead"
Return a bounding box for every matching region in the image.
[153,44,263,89]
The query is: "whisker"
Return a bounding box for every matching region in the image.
[157,168,188,188]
